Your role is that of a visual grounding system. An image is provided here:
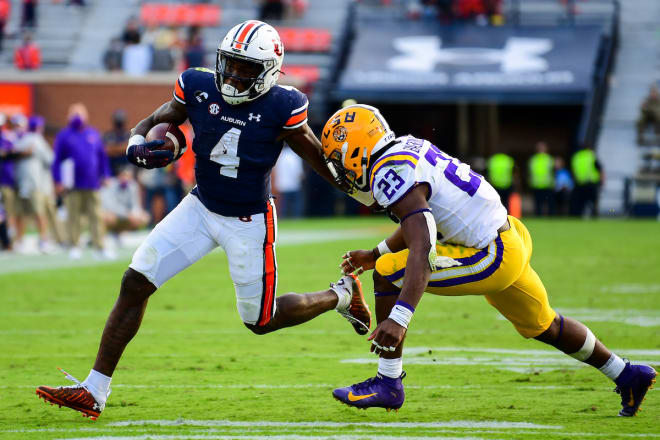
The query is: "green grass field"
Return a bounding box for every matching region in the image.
[0,217,658,439]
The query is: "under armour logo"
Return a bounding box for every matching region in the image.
[388,36,552,73]
[248,113,261,122]
[137,157,146,165]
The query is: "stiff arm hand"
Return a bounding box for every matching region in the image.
[340,249,377,275]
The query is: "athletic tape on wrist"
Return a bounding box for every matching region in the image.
[377,240,392,256]
[127,135,146,154]
[388,300,415,329]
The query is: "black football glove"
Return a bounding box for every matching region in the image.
[126,140,173,169]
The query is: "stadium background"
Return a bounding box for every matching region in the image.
[0,0,658,439]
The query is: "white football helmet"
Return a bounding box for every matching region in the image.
[216,20,284,105]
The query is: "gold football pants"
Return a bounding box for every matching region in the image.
[375,216,556,338]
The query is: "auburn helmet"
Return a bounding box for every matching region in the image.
[321,104,395,193]
[216,20,284,105]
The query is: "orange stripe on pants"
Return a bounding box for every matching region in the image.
[258,201,276,326]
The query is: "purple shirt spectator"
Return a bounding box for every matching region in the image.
[52,117,110,190]
[0,133,15,186]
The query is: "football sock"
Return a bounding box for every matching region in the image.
[378,357,403,379]
[598,353,626,381]
[82,369,112,404]
[331,282,351,310]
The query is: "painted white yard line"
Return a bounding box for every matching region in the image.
[50,434,660,440]
[55,436,495,440]
[514,308,660,328]
[341,346,660,371]
[600,283,660,294]
[107,420,561,430]
[403,347,660,356]
[0,383,596,390]
[0,228,384,276]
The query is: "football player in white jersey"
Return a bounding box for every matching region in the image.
[321,104,656,416]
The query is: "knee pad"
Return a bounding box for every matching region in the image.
[235,281,274,326]
[129,242,161,287]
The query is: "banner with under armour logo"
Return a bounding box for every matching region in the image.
[335,24,603,103]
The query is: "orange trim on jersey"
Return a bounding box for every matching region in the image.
[174,78,185,102]
[284,109,308,127]
[258,201,276,326]
[234,21,257,50]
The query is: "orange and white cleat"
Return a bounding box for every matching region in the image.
[332,274,371,335]
[36,368,105,421]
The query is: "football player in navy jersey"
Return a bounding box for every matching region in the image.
[36,20,373,420]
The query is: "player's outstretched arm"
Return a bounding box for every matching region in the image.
[282,124,377,208]
[368,185,433,355]
[341,227,406,275]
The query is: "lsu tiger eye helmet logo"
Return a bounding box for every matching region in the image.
[321,104,395,193]
[333,126,347,142]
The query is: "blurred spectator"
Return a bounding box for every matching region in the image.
[259,0,285,21]
[103,37,124,71]
[30,115,65,247]
[122,36,152,75]
[14,32,41,70]
[0,0,9,52]
[528,141,555,216]
[101,166,149,242]
[13,115,54,252]
[52,103,112,259]
[183,26,205,69]
[103,109,130,176]
[146,25,180,71]
[21,0,37,29]
[273,145,305,218]
[10,114,27,140]
[68,0,85,6]
[290,0,308,19]
[635,84,660,145]
[138,167,179,225]
[121,17,152,74]
[121,16,141,46]
[487,151,514,211]
[570,146,602,218]
[0,205,8,249]
[554,156,573,217]
[0,115,16,249]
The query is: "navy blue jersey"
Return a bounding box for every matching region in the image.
[173,67,308,216]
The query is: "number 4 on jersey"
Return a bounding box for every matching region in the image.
[210,128,241,178]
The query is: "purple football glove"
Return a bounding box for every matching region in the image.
[126,140,173,169]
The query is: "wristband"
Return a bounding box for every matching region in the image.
[388,300,414,329]
[127,135,146,154]
[377,239,392,256]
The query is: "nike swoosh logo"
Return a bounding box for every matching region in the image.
[348,391,377,402]
[627,389,635,407]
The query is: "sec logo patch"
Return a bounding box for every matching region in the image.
[208,103,220,115]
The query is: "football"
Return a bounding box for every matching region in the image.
[146,122,188,160]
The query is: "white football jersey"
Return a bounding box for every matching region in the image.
[369,136,507,249]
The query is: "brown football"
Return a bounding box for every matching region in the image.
[146,123,187,160]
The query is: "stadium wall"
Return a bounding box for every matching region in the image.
[1,73,178,135]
